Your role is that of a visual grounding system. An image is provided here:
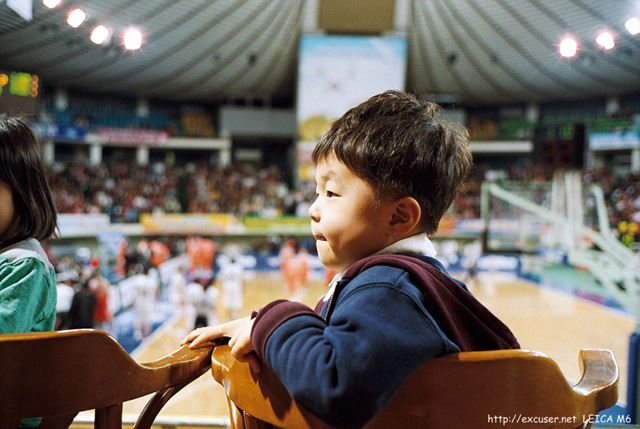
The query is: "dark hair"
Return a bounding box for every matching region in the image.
[312,90,472,235]
[0,114,57,246]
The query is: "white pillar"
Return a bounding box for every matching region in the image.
[218,133,232,167]
[219,148,231,167]
[89,143,102,166]
[43,140,55,166]
[136,146,149,166]
[631,148,640,173]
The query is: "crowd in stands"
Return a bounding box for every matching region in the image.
[583,168,640,247]
[46,158,640,246]
[451,164,559,220]
[450,164,640,247]
[182,163,294,216]
[47,161,301,222]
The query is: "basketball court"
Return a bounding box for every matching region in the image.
[70,267,635,427]
[66,172,640,427]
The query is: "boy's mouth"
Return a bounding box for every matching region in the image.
[314,234,327,242]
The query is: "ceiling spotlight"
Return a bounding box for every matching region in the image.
[90,25,111,45]
[596,31,615,50]
[67,8,86,28]
[123,28,143,50]
[626,17,640,36]
[43,0,62,8]
[559,37,578,58]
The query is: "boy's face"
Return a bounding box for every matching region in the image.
[309,156,393,272]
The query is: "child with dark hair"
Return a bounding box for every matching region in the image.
[0,114,58,335]
[0,115,59,428]
[183,91,518,428]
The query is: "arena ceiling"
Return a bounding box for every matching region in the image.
[0,0,639,107]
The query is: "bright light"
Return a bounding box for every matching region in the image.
[596,31,615,50]
[559,37,578,57]
[626,17,640,35]
[67,8,86,28]
[123,28,143,50]
[90,25,111,45]
[42,0,62,8]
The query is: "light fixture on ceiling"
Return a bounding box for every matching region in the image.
[625,17,640,35]
[595,31,615,50]
[67,8,86,28]
[559,37,578,57]
[42,1,145,53]
[42,0,62,9]
[123,27,143,50]
[90,25,111,45]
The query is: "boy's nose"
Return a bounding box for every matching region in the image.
[308,200,319,222]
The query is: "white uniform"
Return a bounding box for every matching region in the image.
[133,272,158,337]
[220,260,244,314]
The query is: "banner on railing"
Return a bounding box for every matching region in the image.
[140,213,242,234]
[96,127,169,145]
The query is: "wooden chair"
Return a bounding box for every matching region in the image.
[211,346,618,429]
[0,329,213,429]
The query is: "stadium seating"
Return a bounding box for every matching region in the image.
[0,329,213,428]
[211,345,618,429]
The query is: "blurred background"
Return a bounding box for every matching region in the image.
[2,0,640,427]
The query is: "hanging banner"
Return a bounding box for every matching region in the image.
[296,34,407,180]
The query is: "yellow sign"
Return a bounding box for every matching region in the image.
[140,213,240,234]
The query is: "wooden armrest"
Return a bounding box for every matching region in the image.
[0,329,213,429]
[134,344,213,429]
[211,344,330,428]
[573,349,619,411]
[141,343,213,378]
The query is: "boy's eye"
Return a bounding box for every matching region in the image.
[326,190,336,198]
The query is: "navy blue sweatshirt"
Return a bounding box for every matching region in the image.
[251,253,518,428]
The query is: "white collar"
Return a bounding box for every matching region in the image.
[322,233,437,302]
[372,232,437,258]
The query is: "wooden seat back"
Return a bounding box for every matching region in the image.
[0,329,213,429]
[211,346,618,429]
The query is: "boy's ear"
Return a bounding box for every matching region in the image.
[388,197,421,236]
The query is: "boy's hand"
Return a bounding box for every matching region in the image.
[181,316,261,372]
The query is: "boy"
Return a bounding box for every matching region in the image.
[182,91,518,428]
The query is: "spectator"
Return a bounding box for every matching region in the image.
[68,280,96,329]
[219,253,244,320]
[55,272,76,330]
[279,239,298,295]
[89,271,113,334]
[167,265,187,317]
[186,278,219,329]
[132,266,159,340]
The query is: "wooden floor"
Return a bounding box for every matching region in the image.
[90,269,636,426]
